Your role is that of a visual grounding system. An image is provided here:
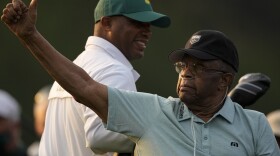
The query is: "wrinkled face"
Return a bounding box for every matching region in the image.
[176,56,225,105]
[106,16,152,60]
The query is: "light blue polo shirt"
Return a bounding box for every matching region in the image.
[107,87,279,156]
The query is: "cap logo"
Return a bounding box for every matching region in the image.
[145,0,151,4]
[189,35,201,45]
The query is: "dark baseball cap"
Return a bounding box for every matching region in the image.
[169,30,239,72]
[94,0,171,28]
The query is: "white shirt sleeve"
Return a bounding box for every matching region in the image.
[84,64,137,154]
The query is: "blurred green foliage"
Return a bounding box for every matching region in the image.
[0,0,279,146]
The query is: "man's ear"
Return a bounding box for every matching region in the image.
[219,73,234,90]
[100,16,112,30]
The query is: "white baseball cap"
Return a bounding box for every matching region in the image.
[0,89,20,122]
[267,110,280,137]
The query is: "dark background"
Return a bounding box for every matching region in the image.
[1,0,279,147]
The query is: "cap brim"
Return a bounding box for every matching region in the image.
[168,48,218,63]
[123,11,171,28]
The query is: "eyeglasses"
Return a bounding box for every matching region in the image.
[174,62,226,75]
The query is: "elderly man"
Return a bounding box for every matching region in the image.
[2,0,279,155]
[2,0,170,155]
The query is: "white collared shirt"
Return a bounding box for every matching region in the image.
[39,36,139,156]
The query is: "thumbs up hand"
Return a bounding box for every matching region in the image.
[1,0,38,38]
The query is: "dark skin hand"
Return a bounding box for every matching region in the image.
[1,0,109,121]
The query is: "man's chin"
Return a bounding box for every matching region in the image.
[179,94,196,104]
[134,51,145,59]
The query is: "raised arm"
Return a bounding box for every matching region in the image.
[1,0,108,121]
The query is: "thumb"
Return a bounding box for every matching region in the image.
[29,0,38,22]
[29,0,38,12]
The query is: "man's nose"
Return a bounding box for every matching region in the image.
[142,23,152,37]
[180,68,195,80]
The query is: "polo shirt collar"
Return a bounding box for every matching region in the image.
[177,103,193,122]
[213,97,235,123]
[177,97,235,123]
[85,36,140,81]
